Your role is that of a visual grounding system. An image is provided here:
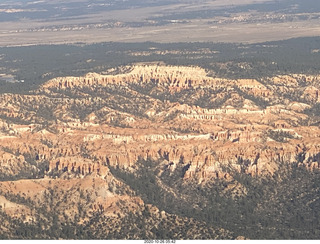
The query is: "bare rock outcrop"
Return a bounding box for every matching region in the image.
[1,64,320,184]
[41,65,231,91]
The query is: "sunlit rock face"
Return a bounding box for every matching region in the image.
[1,65,320,183]
[1,64,320,239]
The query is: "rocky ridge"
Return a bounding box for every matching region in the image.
[4,65,319,179]
[1,64,320,239]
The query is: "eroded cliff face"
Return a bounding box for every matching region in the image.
[41,65,225,91]
[1,64,320,236]
[2,65,320,181]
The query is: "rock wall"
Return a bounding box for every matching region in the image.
[1,64,320,183]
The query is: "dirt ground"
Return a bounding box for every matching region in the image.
[0,0,319,46]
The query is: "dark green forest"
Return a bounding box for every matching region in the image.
[1,158,319,239]
[110,158,320,240]
[1,36,320,93]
